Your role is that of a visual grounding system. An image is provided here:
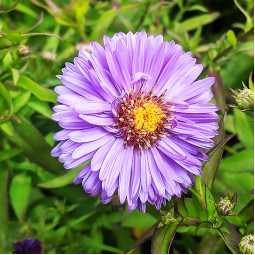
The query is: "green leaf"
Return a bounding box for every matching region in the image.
[0,38,11,50]
[15,3,38,18]
[83,236,123,254]
[2,51,13,67]
[151,222,180,254]
[0,149,22,162]
[0,121,14,136]
[90,9,116,41]
[187,5,208,13]
[195,113,235,208]
[0,82,13,124]
[11,68,20,86]
[233,108,254,149]
[217,219,241,254]
[5,115,64,175]
[205,186,217,220]
[0,162,8,249]
[181,12,220,31]
[10,173,31,221]
[219,149,254,172]
[13,91,31,113]
[226,30,237,48]
[27,96,53,119]
[17,76,57,103]
[237,199,254,223]
[178,197,188,218]
[38,163,87,188]
[0,1,19,13]
[122,209,157,228]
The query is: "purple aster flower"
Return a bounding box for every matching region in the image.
[13,238,42,254]
[51,31,218,212]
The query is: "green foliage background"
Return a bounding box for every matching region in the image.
[0,0,254,253]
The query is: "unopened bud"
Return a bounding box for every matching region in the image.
[160,211,177,225]
[75,42,91,53]
[235,88,254,111]
[217,195,236,216]
[40,51,56,62]
[13,238,42,254]
[18,44,31,57]
[239,234,254,254]
[231,73,254,112]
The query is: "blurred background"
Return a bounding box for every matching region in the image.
[0,0,254,253]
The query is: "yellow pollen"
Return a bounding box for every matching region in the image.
[133,102,165,133]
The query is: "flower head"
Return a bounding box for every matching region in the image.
[13,238,42,254]
[51,31,218,212]
[239,234,254,254]
[216,193,237,216]
[230,72,254,115]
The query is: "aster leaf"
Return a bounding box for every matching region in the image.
[5,115,64,175]
[17,76,57,103]
[205,186,217,220]
[151,221,180,254]
[0,1,19,14]
[180,12,220,31]
[10,173,31,221]
[0,121,14,136]
[38,163,87,188]
[12,91,31,113]
[177,197,188,218]
[0,162,8,249]
[122,210,158,228]
[83,236,123,254]
[237,199,254,225]
[0,82,13,124]
[219,149,254,173]
[26,96,54,119]
[0,149,22,162]
[209,70,227,113]
[195,112,229,208]
[217,219,241,254]
[233,108,254,149]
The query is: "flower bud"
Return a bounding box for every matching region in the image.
[216,195,236,216]
[239,234,254,254]
[75,42,91,53]
[13,238,42,254]
[160,211,177,225]
[235,88,254,111]
[18,44,31,57]
[231,73,254,113]
[40,51,56,62]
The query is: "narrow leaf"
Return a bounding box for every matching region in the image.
[181,12,219,31]
[151,222,180,254]
[17,76,57,103]
[0,149,22,162]
[10,173,31,221]
[217,219,241,254]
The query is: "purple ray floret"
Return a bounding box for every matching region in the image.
[51,31,219,212]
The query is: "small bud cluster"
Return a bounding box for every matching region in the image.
[40,51,56,62]
[216,194,236,216]
[75,42,91,52]
[239,234,254,254]
[18,44,31,57]
[160,211,177,225]
[230,72,254,114]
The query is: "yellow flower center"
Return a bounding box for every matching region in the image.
[133,102,166,133]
